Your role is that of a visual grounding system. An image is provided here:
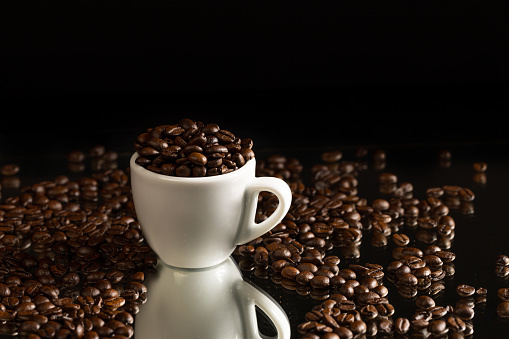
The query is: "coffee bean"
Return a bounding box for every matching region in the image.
[296,271,315,285]
[447,315,466,332]
[429,319,448,336]
[359,305,378,320]
[473,161,488,172]
[394,317,410,334]
[204,144,229,154]
[436,250,456,263]
[103,297,125,310]
[415,295,435,309]
[175,165,191,177]
[496,254,509,266]
[458,187,475,202]
[0,283,11,298]
[392,233,410,246]
[398,273,418,286]
[281,267,300,279]
[310,276,330,289]
[457,284,476,297]
[165,125,185,136]
[0,164,20,176]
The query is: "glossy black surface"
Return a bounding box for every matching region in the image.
[1,117,509,337]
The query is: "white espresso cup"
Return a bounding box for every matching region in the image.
[135,257,291,339]
[130,153,292,268]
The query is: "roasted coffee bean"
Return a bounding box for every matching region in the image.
[394,317,410,335]
[458,187,475,202]
[321,151,343,163]
[398,273,418,286]
[310,276,330,289]
[429,319,448,336]
[125,281,147,294]
[0,164,20,176]
[436,250,456,263]
[457,284,476,297]
[332,326,353,339]
[447,315,466,332]
[473,161,488,172]
[296,271,315,285]
[175,165,191,177]
[496,254,509,266]
[415,295,435,309]
[495,265,509,278]
[281,267,300,279]
[103,297,125,310]
[359,305,378,319]
[0,283,11,297]
[392,233,410,246]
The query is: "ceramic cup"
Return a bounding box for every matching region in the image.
[130,153,292,268]
[135,257,291,339]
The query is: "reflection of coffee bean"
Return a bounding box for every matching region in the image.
[0,164,20,176]
[497,301,509,318]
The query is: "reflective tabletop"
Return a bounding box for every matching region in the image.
[1,135,509,338]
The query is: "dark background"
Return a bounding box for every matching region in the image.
[1,0,508,158]
[1,2,509,338]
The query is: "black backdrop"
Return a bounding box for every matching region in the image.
[1,2,509,338]
[1,0,508,154]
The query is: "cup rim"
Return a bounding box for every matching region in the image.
[130,152,256,183]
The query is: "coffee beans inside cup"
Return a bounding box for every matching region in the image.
[133,118,255,177]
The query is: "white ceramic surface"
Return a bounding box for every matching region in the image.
[130,153,292,268]
[135,257,291,339]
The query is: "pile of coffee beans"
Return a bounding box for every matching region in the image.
[0,150,156,338]
[232,148,495,338]
[297,291,478,338]
[133,119,255,177]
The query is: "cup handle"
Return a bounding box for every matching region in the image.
[237,280,291,339]
[236,176,292,246]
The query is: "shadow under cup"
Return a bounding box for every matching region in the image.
[130,153,292,269]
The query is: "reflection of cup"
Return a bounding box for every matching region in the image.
[135,257,291,339]
[130,154,292,269]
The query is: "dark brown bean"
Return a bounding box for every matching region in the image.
[457,284,476,297]
[473,161,488,172]
[310,276,330,289]
[415,295,435,309]
[103,297,125,310]
[296,271,314,285]
[0,164,20,176]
